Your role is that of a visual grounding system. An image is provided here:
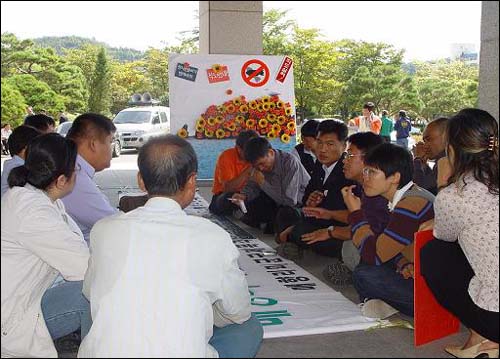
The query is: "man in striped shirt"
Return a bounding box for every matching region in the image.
[342,143,434,317]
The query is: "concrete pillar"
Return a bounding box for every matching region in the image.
[478,1,499,120]
[199,1,263,55]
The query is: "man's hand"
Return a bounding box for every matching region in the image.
[231,193,247,202]
[302,207,332,220]
[301,228,330,245]
[249,169,265,186]
[341,185,361,212]
[437,156,452,189]
[413,141,429,162]
[277,225,294,244]
[305,190,324,207]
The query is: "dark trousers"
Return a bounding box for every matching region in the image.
[1,139,8,154]
[353,262,414,316]
[421,239,499,342]
[209,192,237,216]
[245,191,279,226]
[276,206,343,258]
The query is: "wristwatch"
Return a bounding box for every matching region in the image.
[327,225,335,239]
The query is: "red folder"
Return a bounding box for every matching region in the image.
[414,230,460,346]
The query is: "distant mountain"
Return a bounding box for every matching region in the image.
[33,36,145,62]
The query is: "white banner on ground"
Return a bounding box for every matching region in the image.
[188,197,379,339]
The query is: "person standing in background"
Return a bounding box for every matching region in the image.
[394,110,412,148]
[379,110,394,143]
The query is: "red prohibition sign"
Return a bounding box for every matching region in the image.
[241,59,270,87]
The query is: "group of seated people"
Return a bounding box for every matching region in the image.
[1,108,498,358]
[1,113,263,358]
[209,109,499,358]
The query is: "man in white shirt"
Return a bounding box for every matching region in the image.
[79,135,263,358]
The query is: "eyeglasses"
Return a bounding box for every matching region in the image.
[344,152,365,160]
[362,167,382,178]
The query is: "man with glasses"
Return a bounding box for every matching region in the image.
[341,143,434,319]
[303,133,389,284]
[275,120,355,260]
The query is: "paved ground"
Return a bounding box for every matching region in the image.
[1,151,467,358]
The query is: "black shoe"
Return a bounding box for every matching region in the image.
[263,222,275,235]
[240,214,260,229]
[54,330,81,354]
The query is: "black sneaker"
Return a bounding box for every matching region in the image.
[263,222,275,235]
[54,330,81,354]
[322,260,353,287]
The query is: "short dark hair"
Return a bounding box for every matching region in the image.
[399,110,407,118]
[363,102,375,111]
[317,119,348,142]
[244,136,272,164]
[427,116,448,133]
[8,133,77,190]
[300,120,319,138]
[7,125,41,156]
[67,113,116,143]
[347,132,383,153]
[381,110,388,116]
[236,130,259,149]
[365,143,414,189]
[24,114,56,132]
[138,135,198,196]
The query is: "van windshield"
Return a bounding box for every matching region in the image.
[113,111,151,124]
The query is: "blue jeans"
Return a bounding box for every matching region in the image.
[353,262,414,317]
[396,137,409,148]
[41,280,91,340]
[209,314,263,358]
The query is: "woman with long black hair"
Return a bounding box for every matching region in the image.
[1,133,90,357]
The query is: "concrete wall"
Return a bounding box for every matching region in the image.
[199,1,263,55]
[479,1,499,120]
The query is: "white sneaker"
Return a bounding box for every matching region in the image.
[359,299,399,319]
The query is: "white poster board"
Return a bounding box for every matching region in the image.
[169,54,296,144]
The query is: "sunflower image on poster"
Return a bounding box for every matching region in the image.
[190,94,295,143]
[170,54,296,144]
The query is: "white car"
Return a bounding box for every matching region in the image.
[113,106,170,150]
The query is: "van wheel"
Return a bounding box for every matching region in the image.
[112,140,121,158]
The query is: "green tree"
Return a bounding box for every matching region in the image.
[2,33,88,114]
[88,47,111,115]
[1,78,27,126]
[110,60,151,114]
[6,74,65,116]
[263,9,295,55]
[413,60,478,119]
[143,48,170,105]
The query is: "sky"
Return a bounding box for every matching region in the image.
[1,1,481,62]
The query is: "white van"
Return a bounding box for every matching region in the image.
[113,106,170,150]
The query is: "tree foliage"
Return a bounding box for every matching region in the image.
[2,12,479,125]
[1,78,27,126]
[88,47,111,115]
